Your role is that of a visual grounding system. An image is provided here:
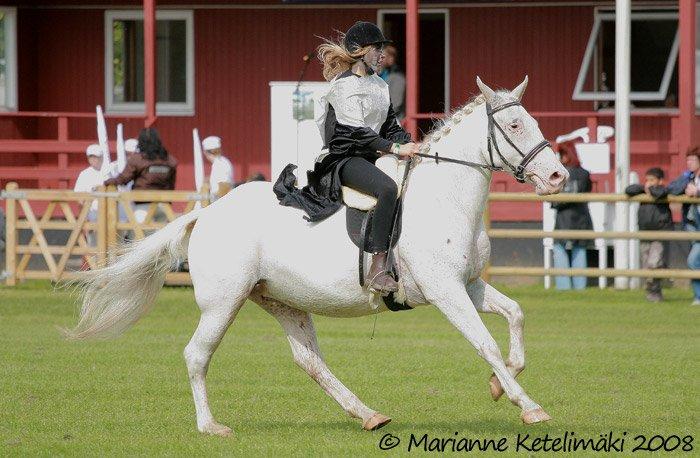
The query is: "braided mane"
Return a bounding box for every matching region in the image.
[419,95,485,152]
[420,91,513,152]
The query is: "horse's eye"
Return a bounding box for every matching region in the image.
[509,122,520,131]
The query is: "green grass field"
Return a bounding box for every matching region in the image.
[1,282,698,456]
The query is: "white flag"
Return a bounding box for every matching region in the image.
[96,105,111,178]
[116,123,127,174]
[193,128,204,192]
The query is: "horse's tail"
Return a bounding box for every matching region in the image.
[63,208,202,340]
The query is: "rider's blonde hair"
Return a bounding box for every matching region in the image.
[317,35,374,81]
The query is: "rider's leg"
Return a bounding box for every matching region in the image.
[339,157,399,292]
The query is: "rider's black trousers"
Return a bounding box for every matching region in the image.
[339,157,398,253]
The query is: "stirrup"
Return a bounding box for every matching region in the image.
[367,270,398,295]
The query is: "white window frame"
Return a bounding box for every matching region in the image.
[573,10,679,102]
[377,8,450,114]
[0,7,17,111]
[104,9,194,116]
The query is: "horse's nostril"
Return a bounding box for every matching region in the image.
[549,171,564,185]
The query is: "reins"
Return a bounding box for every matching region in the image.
[408,100,550,182]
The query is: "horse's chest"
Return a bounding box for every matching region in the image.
[471,230,491,278]
[452,230,491,281]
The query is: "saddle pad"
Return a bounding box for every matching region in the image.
[342,155,406,211]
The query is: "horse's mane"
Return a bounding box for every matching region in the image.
[420,94,485,151]
[420,90,512,151]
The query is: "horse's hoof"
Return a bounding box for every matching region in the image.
[363,413,392,431]
[200,421,233,437]
[521,408,552,425]
[489,373,504,401]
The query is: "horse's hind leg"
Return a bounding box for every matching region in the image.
[252,293,390,431]
[184,286,249,437]
[467,278,525,401]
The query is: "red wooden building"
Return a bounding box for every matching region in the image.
[0,0,697,221]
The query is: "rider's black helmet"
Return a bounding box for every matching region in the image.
[344,21,392,53]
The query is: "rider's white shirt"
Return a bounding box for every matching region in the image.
[315,72,391,146]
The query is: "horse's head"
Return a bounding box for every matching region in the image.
[476,76,568,195]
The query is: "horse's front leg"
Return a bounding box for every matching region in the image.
[429,280,550,424]
[467,278,525,401]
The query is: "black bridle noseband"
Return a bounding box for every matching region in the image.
[415,100,550,183]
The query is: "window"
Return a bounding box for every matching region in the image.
[0,8,17,110]
[573,10,679,108]
[105,10,194,115]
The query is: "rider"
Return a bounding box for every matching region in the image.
[274,21,419,293]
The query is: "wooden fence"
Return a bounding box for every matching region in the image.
[2,182,209,286]
[5,185,700,286]
[484,192,700,281]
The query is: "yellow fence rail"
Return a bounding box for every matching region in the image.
[3,182,209,286]
[484,192,700,281]
[5,187,700,286]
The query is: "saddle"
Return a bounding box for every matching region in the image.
[343,155,412,312]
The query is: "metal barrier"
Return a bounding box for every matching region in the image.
[2,182,209,286]
[484,192,700,280]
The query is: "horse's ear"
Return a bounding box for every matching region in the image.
[510,75,529,101]
[476,76,496,104]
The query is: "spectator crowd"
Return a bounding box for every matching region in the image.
[552,142,700,306]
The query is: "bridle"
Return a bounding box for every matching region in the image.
[414,100,550,183]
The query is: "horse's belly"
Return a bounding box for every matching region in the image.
[191,181,423,317]
[255,204,385,317]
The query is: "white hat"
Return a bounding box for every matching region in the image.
[86,144,103,157]
[202,135,222,151]
[125,138,139,153]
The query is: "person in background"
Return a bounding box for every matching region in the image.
[125,138,138,155]
[108,138,139,189]
[74,144,106,245]
[104,128,177,224]
[202,135,234,201]
[551,141,593,290]
[625,168,673,302]
[378,44,406,121]
[668,147,700,305]
[107,138,140,228]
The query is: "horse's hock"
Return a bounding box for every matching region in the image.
[2,182,209,286]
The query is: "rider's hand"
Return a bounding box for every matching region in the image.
[398,142,419,158]
[686,183,698,197]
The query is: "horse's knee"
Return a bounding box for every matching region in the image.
[476,340,503,362]
[507,301,524,327]
[291,347,325,379]
[183,343,210,375]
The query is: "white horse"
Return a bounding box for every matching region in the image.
[67,77,568,436]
